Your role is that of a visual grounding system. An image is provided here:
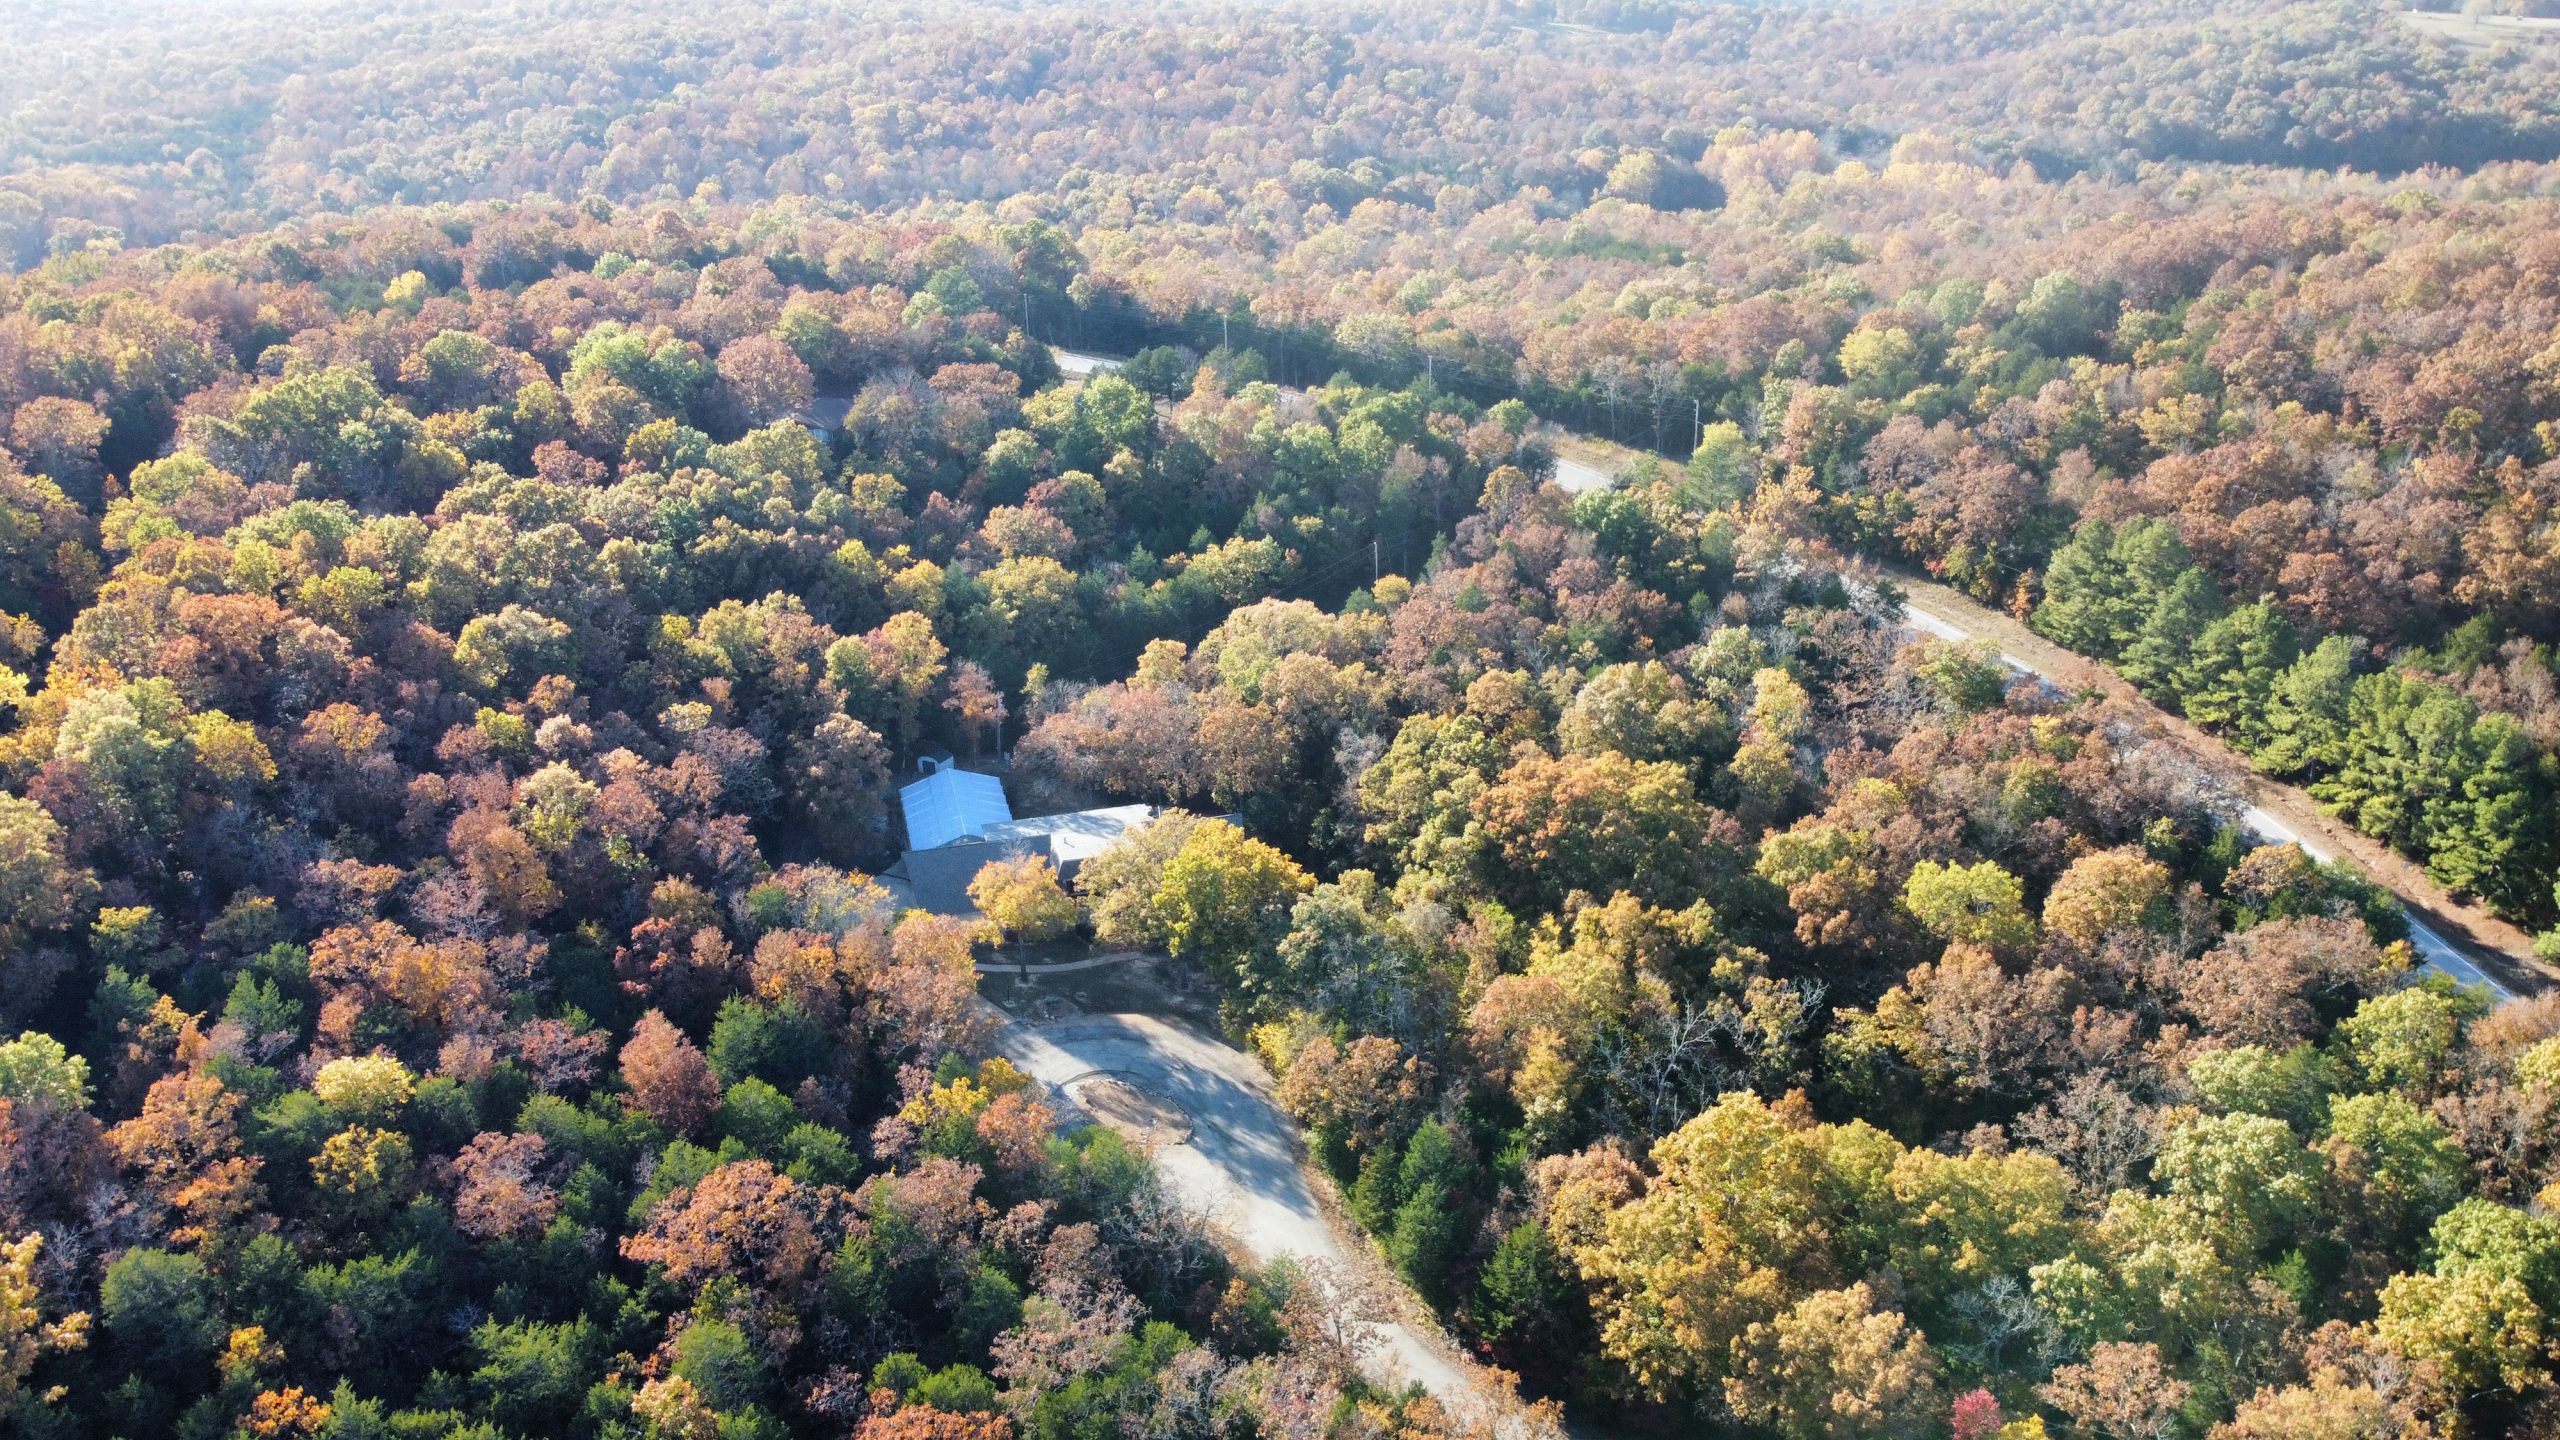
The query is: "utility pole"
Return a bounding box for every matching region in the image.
[1221,312,1230,353]
[1372,538,1380,584]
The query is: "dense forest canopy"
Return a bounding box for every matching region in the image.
[5,0,2560,259]
[4,2,2560,1439]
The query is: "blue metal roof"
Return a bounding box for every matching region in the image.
[898,768,1013,851]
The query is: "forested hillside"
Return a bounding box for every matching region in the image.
[4,2,2560,1438]
[5,0,2560,258]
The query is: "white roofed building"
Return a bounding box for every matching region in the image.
[890,767,1160,915]
[897,766,1013,852]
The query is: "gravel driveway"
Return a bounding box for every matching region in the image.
[990,1011,1482,1410]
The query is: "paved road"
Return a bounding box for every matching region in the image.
[1901,601,2046,678]
[1526,416,2515,998]
[1902,594,2512,998]
[1051,344,2519,999]
[2228,804,2510,995]
[991,1011,1490,1412]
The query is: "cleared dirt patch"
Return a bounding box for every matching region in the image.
[1065,1073,1191,1145]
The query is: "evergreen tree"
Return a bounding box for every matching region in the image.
[2031,516,2193,660]
[2118,565,2222,701]
[2425,713,2546,916]
[1349,1133,1404,1236]
[2255,635,2359,777]
[1387,1120,1477,1300]
[2183,601,2301,749]
[2030,518,2127,657]
[1474,1219,1574,1357]
[2312,671,2476,861]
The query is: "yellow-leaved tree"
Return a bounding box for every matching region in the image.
[1,1232,88,1403]
[967,854,1081,949]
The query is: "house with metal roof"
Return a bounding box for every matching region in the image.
[975,804,1156,871]
[897,765,1014,852]
[891,768,1161,915]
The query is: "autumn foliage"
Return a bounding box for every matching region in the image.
[3,0,2560,1435]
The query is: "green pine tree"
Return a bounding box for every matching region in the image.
[2425,713,2545,917]
[2111,519,2197,646]
[2118,566,2222,702]
[2311,670,2473,859]
[1385,1121,1477,1300]
[1349,1133,1405,1236]
[2032,516,2196,660]
[1474,1219,1571,1354]
[2030,518,2127,657]
[2256,634,2359,777]
[2183,601,2301,751]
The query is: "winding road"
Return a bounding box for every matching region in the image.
[1012,348,2532,1440]
[1896,598,2515,997]
[1555,426,2533,999]
[1051,344,2537,998]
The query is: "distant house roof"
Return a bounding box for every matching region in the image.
[898,767,1012,852]
[793,394,855,434]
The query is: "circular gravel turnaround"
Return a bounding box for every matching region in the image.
[991,1010,1500,1421]
[1062,1072,1191,1145]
